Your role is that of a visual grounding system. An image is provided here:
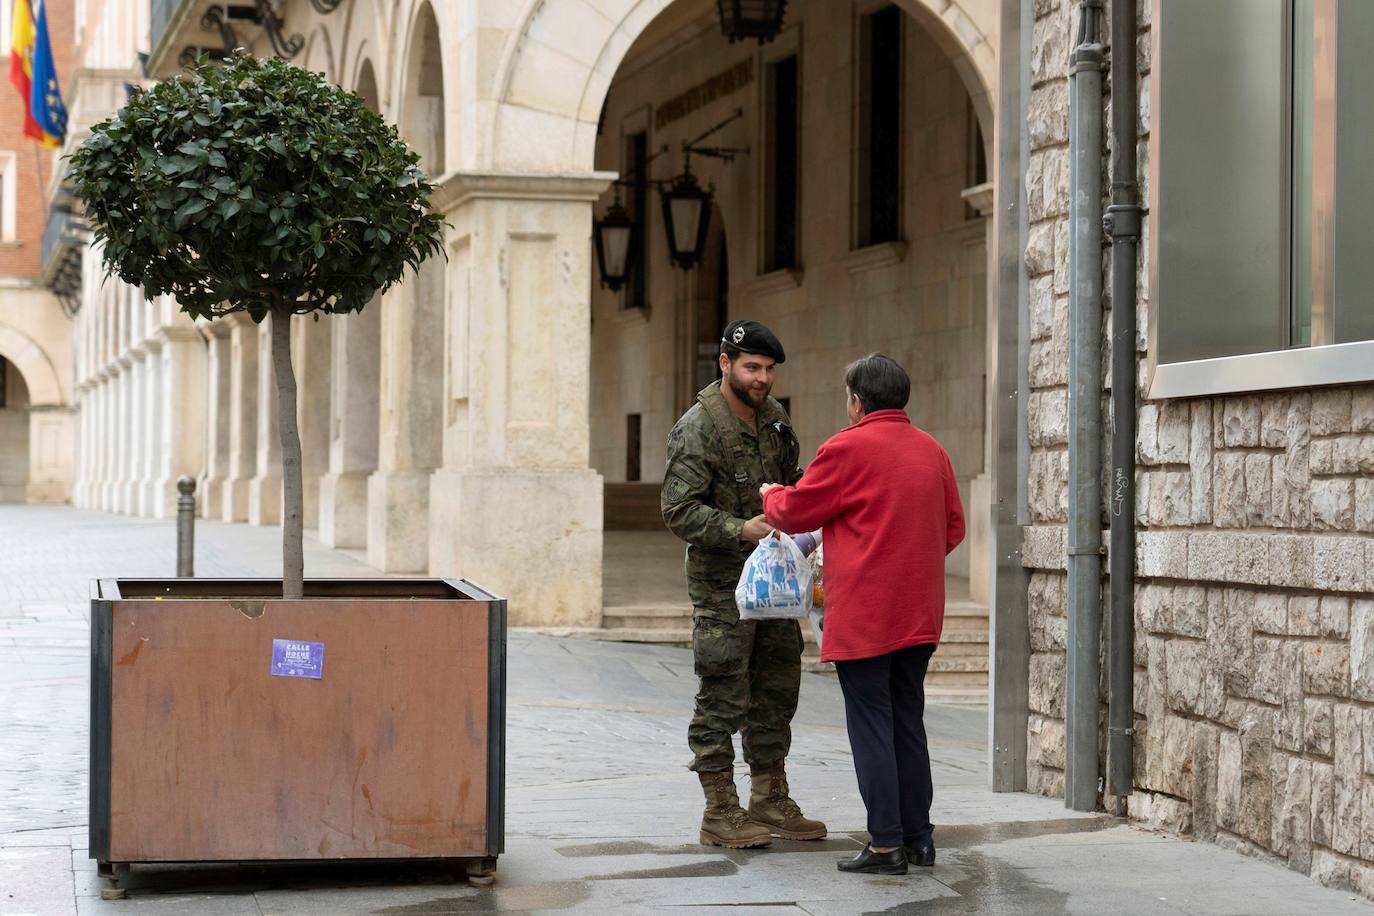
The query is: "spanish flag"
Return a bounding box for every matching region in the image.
[10,0,64,148]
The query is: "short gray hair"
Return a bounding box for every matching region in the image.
[844,353,910,413]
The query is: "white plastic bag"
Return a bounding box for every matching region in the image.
[807,543,825,651]
[736,531,814,620]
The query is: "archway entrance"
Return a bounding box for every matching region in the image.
[582,0,994,686]
[0,358,31,503]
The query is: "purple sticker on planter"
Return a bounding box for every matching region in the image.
[270,639,324,679]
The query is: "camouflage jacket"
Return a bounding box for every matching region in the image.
[661,381,803,615]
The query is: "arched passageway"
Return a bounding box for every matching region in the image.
[582,0,995,683]
[0,318,74,505]
[0,359,31,502]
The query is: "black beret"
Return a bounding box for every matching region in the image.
[721,319,786,364]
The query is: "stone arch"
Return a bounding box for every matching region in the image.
[0,324,63,406]
[302,25,337,81]
[354,56,380,112]
[392,0,448,175]
[489,0,994,172]
[334,0,393,110]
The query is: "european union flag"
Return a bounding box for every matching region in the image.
[28,0,65,146]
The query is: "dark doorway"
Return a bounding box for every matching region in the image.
[695,220,730,392]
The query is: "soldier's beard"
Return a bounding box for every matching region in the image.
[727,368,771,410]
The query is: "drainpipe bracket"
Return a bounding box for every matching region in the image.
[1108,726,1136,737]
[1066,545,1106,556]
[1070,55,1106,75]
[1102,204,1141,239]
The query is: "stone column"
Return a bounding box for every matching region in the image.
[319,308,380,548]
[113,359,133,514]
[95,373,113,510]
[152,324,207,517]
[293,315,331,530]
[128,351,148,515]
[72,385,90,506]
[25,406,75,503]
[201,321,232,517]
[965,183,995,605]
[107,371,122,512]
[137,339,162,516]
[426,173,608,627]
[249,312,282,525]
[222,314,258,521]
[367,261,444,571]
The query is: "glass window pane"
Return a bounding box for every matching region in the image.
[855,5,902,248]
[764,54,800,271]
[1334,0,1374,343]
[1154,0,1286,363]
[1292,0,1314,347]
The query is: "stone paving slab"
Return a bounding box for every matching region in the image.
[1,506,1371,914]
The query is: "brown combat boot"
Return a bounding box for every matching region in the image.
[698,771,773,849]
[748,762,827,840]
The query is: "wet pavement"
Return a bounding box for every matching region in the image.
[1,505,1370,914]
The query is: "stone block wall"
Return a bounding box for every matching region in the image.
[1023,0,1374,898]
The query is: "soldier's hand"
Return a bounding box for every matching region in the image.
[741,515,773,544]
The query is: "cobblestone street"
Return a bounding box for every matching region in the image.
[1,506,1369,914]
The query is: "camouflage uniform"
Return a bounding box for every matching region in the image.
[662,380,804,774]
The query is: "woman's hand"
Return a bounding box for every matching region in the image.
[759,483,783,501]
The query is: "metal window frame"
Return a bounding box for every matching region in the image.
[1146,0,1374,399]
[756,22,803,275]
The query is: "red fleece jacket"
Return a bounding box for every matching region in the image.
[762,410,965,663]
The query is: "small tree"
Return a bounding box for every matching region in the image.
[69,53,444,599]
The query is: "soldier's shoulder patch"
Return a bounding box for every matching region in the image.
[664,475,691,504]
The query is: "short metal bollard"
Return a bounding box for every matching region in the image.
[176,475,196,578]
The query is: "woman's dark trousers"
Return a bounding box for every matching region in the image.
[834,643,936,849]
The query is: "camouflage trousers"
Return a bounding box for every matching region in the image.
[688,611,803,774]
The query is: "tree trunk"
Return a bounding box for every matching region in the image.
[270,305,305,599]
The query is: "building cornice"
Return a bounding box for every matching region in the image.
[431,170,619,214]
[158,325,206,344]
[838,240,909,274]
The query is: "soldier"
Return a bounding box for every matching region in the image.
[661,319,827,849]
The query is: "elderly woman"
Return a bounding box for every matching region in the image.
[760,354,964,876]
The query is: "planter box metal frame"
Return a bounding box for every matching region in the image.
[89,577,505,878]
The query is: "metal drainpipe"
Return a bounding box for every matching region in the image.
[1105,0,1140,801]
[1066,0,1106,813]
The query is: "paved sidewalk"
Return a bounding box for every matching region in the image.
[1,505,1369,914]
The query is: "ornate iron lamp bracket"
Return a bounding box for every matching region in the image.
[254,0,305,60]
[681,108,750,163]
[179,5,238,69]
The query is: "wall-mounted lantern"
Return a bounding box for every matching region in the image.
[717,0,788,44]
[660,166,713,271]
[594,196,635,291]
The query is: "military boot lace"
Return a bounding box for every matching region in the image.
[770,793,805,820]
[721,806,755,828]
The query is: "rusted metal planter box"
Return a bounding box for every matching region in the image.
[89,578,505,878]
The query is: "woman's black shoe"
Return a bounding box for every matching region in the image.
[904,842,936,866]
[837,845,908,875]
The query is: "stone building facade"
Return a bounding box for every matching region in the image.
[0,0,77,503]
[1019,0,1374,898]
[41,0,1374,898]
[61,0,999,633]
[589,0,995,598]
